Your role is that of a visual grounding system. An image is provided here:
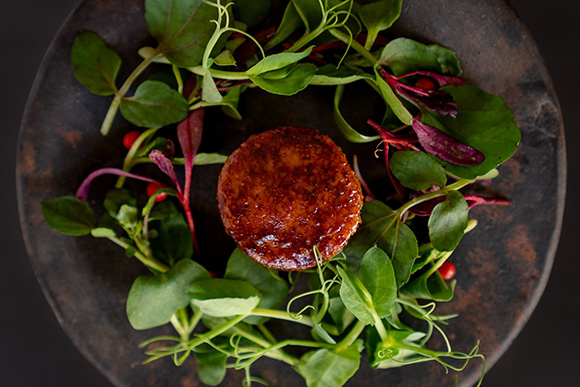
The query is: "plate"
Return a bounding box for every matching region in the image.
[16,0,565,386]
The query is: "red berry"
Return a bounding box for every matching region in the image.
[122,130,142,149]
[438,261,456,280]
[208,270,217,279]
[415,77,437,90]
[146,182,168,202]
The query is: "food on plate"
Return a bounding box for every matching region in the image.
[39,0,523,386]
[217,127,363,270]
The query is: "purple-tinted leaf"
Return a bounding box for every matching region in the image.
[411,118,484,166]
[395,71,468,87]
[464,194,510,209]
[406,89,458,117]
[390,79,458,117]
[384,71,459,117]
[177,108,205,195]
[75,168,157,201]
[149,149,182,196]
[172,110,205,257]
[367,119,420,151]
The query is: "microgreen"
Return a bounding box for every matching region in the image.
[40,0,521,386]
[71,31,121,96]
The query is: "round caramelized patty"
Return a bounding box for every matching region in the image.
[217,127,363,271]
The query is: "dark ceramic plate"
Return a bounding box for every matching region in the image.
[17,0,565,386]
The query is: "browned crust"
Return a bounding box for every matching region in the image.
[217,127,363,271]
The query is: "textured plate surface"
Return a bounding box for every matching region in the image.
[17,0,565,386]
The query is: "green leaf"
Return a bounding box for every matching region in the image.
[333,84,381,143]
[410,248,439,275]
[149,201,194,265]
[246,47,314,76]
[189,279,261,317]
[400,265,456,302]
[224,248,289,324]
[311,323,337,345]
[194,152,228,165]
[220,85,244,120]
[202,68,223,103]
[195,350,227,386]
[344,200,418,288]
[379,38,462,76]
[116,204,139,230]
[145,0,225,67]
[292,0,325,32]
[422,85,521,179]
[90,227,116,238]
[232,0,271,27]
[212,49,236,67]
[389,151,447,190]
[358,0,402,49]
[366,326,427,368]
[120,81,189,127]
[374,67,413,125]
[359,247,396,319]
[312,65,373,86]
[337,265,374,325]
[264,0,302,50]
[428,191,469,251]
[71,30,121,96]
[327,296,355,334]
[104,189,137,220]
[198,85,244,120]
[41,196,95,236]
[126,259,211,330]
[297,343,362,387]
[265,0,326,50]
[250,63,317,95]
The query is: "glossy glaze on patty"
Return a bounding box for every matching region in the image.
[217,127,363,271]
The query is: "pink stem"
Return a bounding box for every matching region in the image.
[75,168,157,201]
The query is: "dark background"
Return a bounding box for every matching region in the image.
[1,1,577,386]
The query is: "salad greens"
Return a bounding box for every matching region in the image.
[41,0,521,386]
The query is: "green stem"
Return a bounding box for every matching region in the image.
[172,65,184,95]
[235,338,334,369]
[187,66,250,80]
[115,127,160,188]
[230,326,299,366]
[424,251,453,278]
[287,25,326,53]
[106,236,169,273]
[186,314,247,350]
[329,29,379,66]
[170,314,188,341]
[337,320,365,349]
[371,311,389,342]
[250,308,314,327]
[100,53,160,136]
[278,339,335,349]
[131,156,183,166]
[189,309,203,334]
[256,324,277,344]
[397,179,474,219]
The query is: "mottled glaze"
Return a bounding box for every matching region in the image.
[217,127,363,270]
